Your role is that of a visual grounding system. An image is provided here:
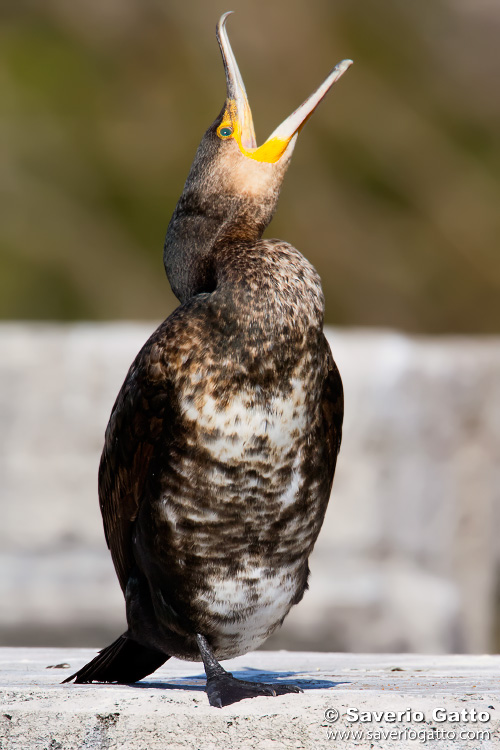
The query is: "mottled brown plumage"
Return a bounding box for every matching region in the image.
[64,12,349,707]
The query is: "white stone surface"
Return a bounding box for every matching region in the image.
[0,649,499,749]
[1,324,499,653]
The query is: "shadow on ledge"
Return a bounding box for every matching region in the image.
[135,667,347,692]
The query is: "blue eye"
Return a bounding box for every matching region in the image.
[219,126,233,138]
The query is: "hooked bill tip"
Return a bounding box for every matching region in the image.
[218,11,234,29]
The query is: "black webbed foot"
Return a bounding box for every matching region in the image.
[206,671,302,708]
[196,632,302,708]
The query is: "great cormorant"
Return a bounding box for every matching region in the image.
[64,12,350,707]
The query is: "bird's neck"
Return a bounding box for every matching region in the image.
[163,190,274,304]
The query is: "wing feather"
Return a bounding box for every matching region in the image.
[321,335,343,483]
[98,333,171,592]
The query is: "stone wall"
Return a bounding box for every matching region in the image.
[1,324,498,653]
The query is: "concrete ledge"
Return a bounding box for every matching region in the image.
[1,649,499,749]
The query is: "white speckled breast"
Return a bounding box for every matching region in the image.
[181,378,307,462]
[165,369,316,656]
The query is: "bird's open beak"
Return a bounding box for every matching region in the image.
[216,12,352,164]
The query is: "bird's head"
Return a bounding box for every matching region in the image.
[215,12,351,167]
[164,12,352,302]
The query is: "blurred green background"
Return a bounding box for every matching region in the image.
[1,0,499,332]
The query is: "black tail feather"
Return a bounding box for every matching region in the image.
[62,632,169,684]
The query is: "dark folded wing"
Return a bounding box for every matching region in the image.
[321,334,344,482]
[98,334,171,592]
